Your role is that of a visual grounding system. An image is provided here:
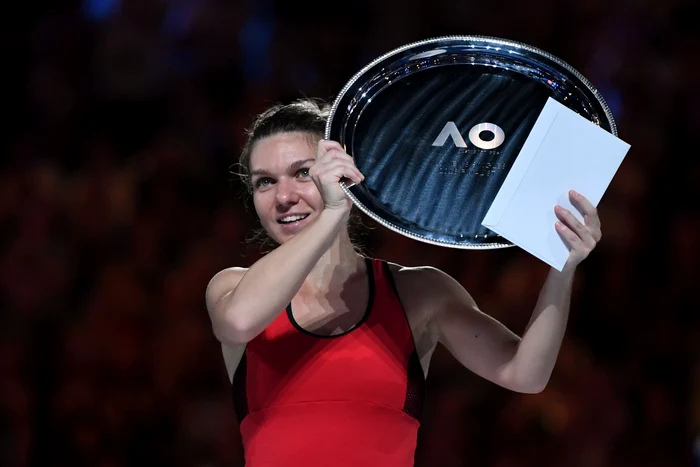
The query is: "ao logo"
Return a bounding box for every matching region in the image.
[431,122,505,150]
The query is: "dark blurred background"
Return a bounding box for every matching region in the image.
[1,0,699,466]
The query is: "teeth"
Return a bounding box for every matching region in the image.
[280,214,308,223]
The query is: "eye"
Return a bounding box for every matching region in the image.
[297,168,311,178]
[254,177,273,189]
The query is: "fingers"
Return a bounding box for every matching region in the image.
[317,139,347,160]
[554,205,595,247]
[325,161,364,184]
[555,191,603,268]
[317,140,356,167]
[569,190,601,240]
[319,148,356,166]
[314,139,364,183]
[555,220,583,251]
[309,160,364,185]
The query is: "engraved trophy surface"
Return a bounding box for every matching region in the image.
[326,36,616,249]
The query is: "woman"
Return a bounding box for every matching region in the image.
[205,99,602,466]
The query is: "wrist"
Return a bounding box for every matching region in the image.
[319,205,351,225]
[549,265,576,285]
[322,203,351,218]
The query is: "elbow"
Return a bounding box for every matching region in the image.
[501,380,547,394]
[211,291,265,345]
[499,365,550,394]
[213,312,258,346]
[520,381,547,394]
[514,376,550,394]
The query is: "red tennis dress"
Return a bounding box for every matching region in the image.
[231,258,426,466]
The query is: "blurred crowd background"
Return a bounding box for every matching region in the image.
[1,0,699,466]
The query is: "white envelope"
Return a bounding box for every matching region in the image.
[481,97,631,271]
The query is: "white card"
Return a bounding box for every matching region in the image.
[482,97,631,270]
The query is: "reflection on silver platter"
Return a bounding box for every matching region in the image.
[326,35,616,249]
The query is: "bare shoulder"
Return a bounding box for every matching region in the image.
[386,262,455,293]
[386,261,444,279]
[385,262,447,312]
[385,261,477,311]
[205,267,248,313]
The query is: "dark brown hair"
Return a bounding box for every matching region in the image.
[233,98,368,252]
[237,98,330,193]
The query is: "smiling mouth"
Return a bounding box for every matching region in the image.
[278,214,310,224]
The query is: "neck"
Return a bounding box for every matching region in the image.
[305,228,364,292]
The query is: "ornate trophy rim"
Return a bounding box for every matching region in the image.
[325,35,617,250]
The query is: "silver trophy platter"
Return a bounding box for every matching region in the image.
[326,35,616,249]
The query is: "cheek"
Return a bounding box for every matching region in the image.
[252,193,271,220]
[300,183,323,206]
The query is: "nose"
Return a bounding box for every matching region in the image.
[275,178,300,208]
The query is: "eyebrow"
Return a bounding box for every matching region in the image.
[250,158,315,178]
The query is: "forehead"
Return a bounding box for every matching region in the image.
[250,132,317,171]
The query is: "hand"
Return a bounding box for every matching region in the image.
[554,190,602,270]
[309,140,365,212]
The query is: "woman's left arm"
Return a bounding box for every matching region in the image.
[433,190,601,393]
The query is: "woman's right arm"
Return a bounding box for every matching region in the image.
[205,141,363,346]
[206,208,349,345]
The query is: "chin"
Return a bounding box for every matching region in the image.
[270,230,290,244]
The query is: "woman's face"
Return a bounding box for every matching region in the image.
[249,132,324,244]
